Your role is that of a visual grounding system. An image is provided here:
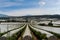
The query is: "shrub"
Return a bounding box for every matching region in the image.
[48,21,53,26]
[38,23,46,26]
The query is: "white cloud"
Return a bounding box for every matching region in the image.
[55,0,60,5]
[0,8,60,16]
[39,1,46,6]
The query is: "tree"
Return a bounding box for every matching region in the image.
[48,20,53,26]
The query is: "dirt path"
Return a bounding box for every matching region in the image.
[32,32,38,40]
[18,37,22,40]
[18,24,39,40]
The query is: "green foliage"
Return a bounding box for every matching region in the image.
[38,23,46,26]
[0,33,3,37]
[48,20,53,26]
[40,33,47,39]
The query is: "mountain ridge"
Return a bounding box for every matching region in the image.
[0,14,8,17]
[0,14,60,19]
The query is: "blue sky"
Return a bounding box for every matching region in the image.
[0,0,60,16]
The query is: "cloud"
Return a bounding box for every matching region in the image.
[55,0,60,5]
[0,0,60,16]
[1,8,60,16]
[39,1,46,6]
[0,0,39,11]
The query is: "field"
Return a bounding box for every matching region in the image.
[0,18,60,40]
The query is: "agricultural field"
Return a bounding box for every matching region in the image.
[0,20,60,40]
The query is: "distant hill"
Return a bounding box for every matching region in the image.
[0,14,8,17]
[0,14,60,19]
[23,15,60,19]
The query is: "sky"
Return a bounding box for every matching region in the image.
[0,0,60,16]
